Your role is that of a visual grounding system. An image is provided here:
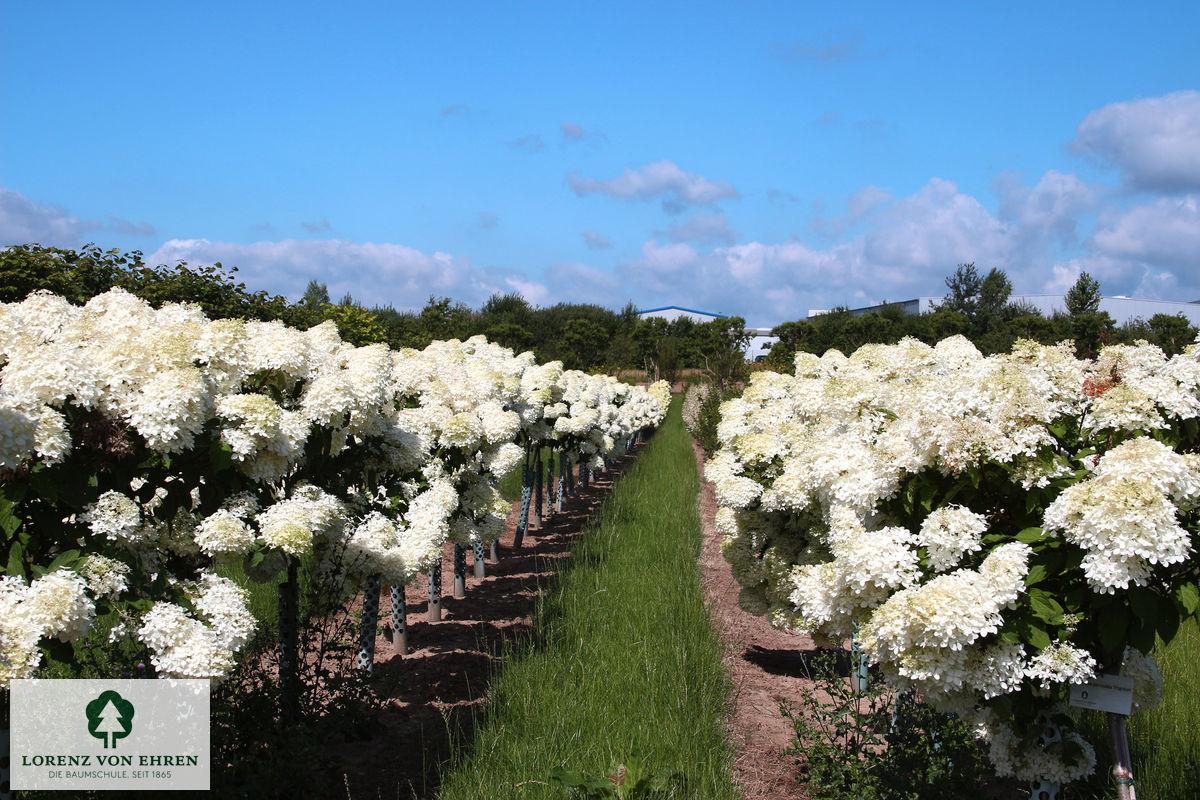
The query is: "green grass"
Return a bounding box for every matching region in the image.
[1074,617,1200,798]
[437,399,739,800]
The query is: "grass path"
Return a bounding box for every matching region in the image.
[437,399,740,799]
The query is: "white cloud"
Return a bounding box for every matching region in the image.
[659,212,740,245]
[767,188,801,205]
[1,187,99,247]
[811,185,892,237]
[560,121,605,147]
[1071,90,1200,192]
[567,159,739,212]
[108,217,156,237]
[994,169,1100,247]
[301,217,332,233]
[773,32,879,64]
[542,261,625,307]
[1,187,155,247]
[145,237,524,311]
[503,275,550,306]
[860,178,1008,272]
[1091,195,1200,268]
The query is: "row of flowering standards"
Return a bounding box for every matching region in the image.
[708,334,1199,790]
[0,288,668,689]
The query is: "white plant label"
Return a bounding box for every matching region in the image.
[1069,674,1135,715]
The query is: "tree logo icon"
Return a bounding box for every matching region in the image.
[86,690,135,749]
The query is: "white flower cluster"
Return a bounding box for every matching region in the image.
[137,574,255,680]
[711,334,1200,782]
[2,288,670,683]
[1,571,96,686]
[1043,436,1200,592]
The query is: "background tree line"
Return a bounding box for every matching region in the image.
[766,263,1198,365]
[6,246,1194,385]
[0,243,748,381]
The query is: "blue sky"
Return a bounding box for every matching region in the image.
[3,1,1198,326]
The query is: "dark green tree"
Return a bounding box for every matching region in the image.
[1064,272,1102,316]
[301,280,330,307]
[940,263,983,317]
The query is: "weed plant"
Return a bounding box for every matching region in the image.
[785,648,989,800]
[437,398,738,800]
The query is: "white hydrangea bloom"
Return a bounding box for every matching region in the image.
[79,554,131,599]
[24,569,95,643]
[82,491,145,545]
[1024,642,1098,690]
[194,509,256,557]
[1043,437,1198,592]
[138,602,235,680]
[918,505,989,571]
[0,575,45,687]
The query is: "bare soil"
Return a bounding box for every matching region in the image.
[691,439,813,800]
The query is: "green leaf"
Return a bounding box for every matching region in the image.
[1028,588,1065,625]
[209,437,234,473]
[1016,527,1045,543]
[1129,619,1156,654]
[45,549,82,573]
[1157,609,1181,645]
[1176,582,1200,617]
[1128,586,1158,625]
[1024,563,1049,587]
[1098,611,1130,656]
[0,496,21,538]
[6,539,27,580]
[1016,617,1052,649]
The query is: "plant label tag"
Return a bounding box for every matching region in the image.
[1069,674,1135,715]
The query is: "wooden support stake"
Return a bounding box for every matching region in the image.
[278,561,300,722]
[513,462,533,549]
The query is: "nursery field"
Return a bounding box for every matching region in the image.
[3,284,1200,800]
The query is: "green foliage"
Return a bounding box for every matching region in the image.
[208,554,380,799]
[315,301,389,345]
[786,649,989,800]
[692,382,734,454]
[549,759,683,799]
[696,316,750,391]
[1065,272,1103,316]
[0,243,291,321]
